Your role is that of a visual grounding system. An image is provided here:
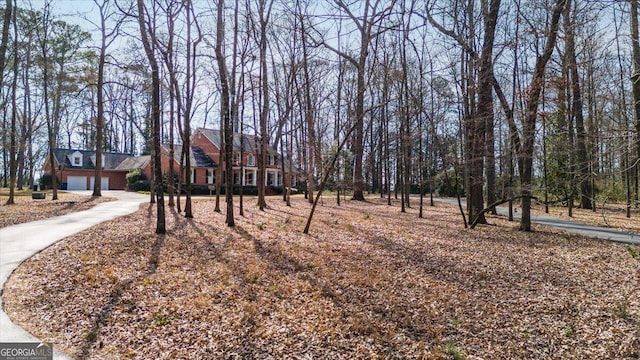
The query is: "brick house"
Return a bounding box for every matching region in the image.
[142,143,218,186]
[190,128,297,188]
[45,128,298,192]
[43,148,146,190]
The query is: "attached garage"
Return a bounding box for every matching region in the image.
[47,149,139,191]
[90,176,109,190]
[66,176,87,190]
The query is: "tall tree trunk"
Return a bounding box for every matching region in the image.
[470,0,500,224]
[630,0,640,207]
[6,2,17,205]
[564,0,592,209]
[481,0,499,217]
[0,0,11,86]
[519,0,566,231]
[40,4,59,201]
[137,0,166,234]
[301,15,315,204]
[182,0,200,219]
[615,5,633,218]
[352,50,367,201]
[93,1,110,197]
[257,0,273,210]
[215,0,235,226]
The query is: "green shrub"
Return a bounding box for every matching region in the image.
[434,171,464,197]
[126,169,146,188]
[39,174,53,189]
[130,180,150,192]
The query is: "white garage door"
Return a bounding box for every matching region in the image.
[66,176,87,190]
[90,176,109,190]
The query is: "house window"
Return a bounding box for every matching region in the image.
[206,169,215,184]
[233,153,241,166]
[244,172,254,186]
[233,171,241,185]
[73,156,81,166]
[247,154,255,167]
[268,155,276,166]
[267,172,275,186]
[191,169,196,183]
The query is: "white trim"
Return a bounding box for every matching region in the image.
[247,154,255,167]
[68,151,83,167]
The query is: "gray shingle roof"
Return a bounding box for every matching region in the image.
[115,155,150,171]
[169,144,217,168]
[196,128,278,156]
[53,148,135,171]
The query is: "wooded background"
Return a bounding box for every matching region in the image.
[1,0,639,232]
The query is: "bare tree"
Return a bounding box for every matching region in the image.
[425,0,498,224]
[38,2,59,201]
[0,0,11,93]
[518,0,566,231]
[563,0,592,210]
[255,0,274,210]
[215,0,234,226]
[92,0,122,196]
[298,0,316,204]
[316,0,396,201]
[631,0,640,205]
[181,0,202,218]
[6,0,17,205]
[137,0,166,234]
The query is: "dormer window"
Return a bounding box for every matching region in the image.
[68,151,83,167]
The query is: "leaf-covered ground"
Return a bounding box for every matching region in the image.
[3,195,639,359]
[0,190,114,228]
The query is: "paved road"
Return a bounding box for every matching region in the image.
[436,197,640,245]
[0,191,147,359]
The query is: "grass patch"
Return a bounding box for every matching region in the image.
[626,245,640,259]
[442,342,466,360]
[152,314,172,326]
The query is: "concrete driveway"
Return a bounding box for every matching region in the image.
[0,191,147,359]
[436,197,640,245]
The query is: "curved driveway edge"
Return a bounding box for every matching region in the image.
[0,191,147,359]
[436,197,640,245]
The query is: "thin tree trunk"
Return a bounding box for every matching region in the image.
[519,0,565,231]
[40,5,58,201]
[93,1,109,197]
[137,0,166,234]
[564,0,591,210]
[257,0,273,210]
[215,0,234,226]
[615,5,633,218]
[630,0,640,209]
[0,0,11,88]
[6,3,17,205]
[301,15,315,204]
